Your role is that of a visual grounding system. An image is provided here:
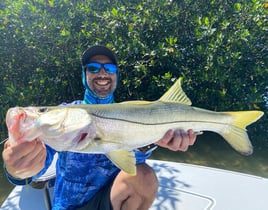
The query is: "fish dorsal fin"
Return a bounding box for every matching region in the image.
[159,77,192,105]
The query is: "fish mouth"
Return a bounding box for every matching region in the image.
[6,108,23,143]
[7,108,26,127]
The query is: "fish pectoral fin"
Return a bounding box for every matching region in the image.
[106,150,136,176]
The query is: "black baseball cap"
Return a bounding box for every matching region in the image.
[81,45,118,66]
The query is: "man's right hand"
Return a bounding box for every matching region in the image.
[2,139,46,179]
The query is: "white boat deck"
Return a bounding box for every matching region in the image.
[148,160,268,210]
[1,159,268,210]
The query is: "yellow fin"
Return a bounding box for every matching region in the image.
[225,110,264,128]
[106,150,136,175]
[159,77,192,105]
[220,111,264,155]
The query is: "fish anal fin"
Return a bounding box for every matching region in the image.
[106,150,136,176]
[159,77,192,105]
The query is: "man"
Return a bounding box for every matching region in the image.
[2,46,196,210]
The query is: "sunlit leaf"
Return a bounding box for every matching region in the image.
[111,8,118,16]
[61,28,70,36]
[48,0,54,7]
[234,3,242,11]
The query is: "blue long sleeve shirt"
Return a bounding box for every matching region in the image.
[5,100,151,209]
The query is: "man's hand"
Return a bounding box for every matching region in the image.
[2,139,46,179]
[156,129,197,152]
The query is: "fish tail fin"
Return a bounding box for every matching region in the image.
[106,150,136,175]
[221,111,264,155]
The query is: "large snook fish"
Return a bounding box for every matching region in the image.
[6,78,264,175]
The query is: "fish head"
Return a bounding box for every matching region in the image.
[6,106,94,151]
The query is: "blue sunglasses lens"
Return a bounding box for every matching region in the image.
[86,63,117,74]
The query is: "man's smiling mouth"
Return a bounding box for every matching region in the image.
[94,78,111,86]
[96,80,110,86]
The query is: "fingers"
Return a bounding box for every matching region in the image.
[156,129,198,152]
[188,129,197,146]
[171,129,198,151]
[157,129,174,146]
[171,129,189,152]
[15,140,46,171]
[2,139,46,179]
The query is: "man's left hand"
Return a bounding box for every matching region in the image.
[156,129,197,152]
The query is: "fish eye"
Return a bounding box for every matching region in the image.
[38,107,48,113]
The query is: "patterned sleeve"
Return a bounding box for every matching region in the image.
[32,145,57,180]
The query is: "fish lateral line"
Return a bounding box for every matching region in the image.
[90,113,231,127]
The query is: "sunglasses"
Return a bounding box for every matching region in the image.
[85,62,117,74]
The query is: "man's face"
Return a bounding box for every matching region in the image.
[86,55,117,98]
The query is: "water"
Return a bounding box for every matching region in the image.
[0,132,267,206]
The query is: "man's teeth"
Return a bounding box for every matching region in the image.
[96,80,109,85]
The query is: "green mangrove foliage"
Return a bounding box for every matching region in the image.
[0,0,267,143]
